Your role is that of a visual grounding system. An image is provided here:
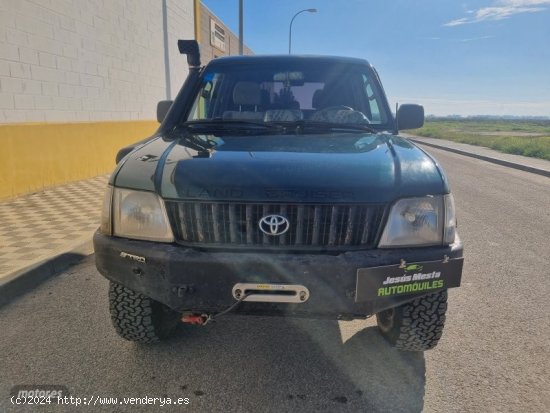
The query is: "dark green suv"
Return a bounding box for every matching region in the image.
[94,40,463,351]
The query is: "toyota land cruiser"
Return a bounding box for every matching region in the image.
[94,40,463,351]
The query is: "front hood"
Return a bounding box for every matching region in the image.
[114,132,448,204]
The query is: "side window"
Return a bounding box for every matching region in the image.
[189,73,224,120]
[362,74,383,123]
[195,81,212,119]
[366,84,381,122]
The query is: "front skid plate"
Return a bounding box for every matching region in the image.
[355,258,463,302]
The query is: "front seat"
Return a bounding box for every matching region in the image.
[223,81,264,120]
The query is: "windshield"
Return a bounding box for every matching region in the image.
[186,61,392,130]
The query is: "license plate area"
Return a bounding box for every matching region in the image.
[355,258,463,302]
[232,283,310,303]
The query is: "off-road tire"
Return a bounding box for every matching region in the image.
[376,290,448,351]
[109,281,180,343]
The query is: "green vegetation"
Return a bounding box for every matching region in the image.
[411,119,550,161]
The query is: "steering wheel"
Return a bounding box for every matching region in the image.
[317,105,354,112]
[312,105,371,124]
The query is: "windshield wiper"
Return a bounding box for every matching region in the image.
[267,120,377,134]
[171,119,375,142]
[166,124,223,152]
[184,119,285,132]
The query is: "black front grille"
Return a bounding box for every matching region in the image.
[165,202,385,250]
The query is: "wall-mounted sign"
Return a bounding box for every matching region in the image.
[210,18,226,52]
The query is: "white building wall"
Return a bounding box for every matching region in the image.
[166,0,195,99]
[0,0,194,123]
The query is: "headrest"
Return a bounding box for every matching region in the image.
[312,89,325,109]
[233,81,261,106]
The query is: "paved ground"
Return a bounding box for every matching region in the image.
[0,176,107,278]
[1,147,549,412]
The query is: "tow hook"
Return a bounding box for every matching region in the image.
[181,314,209,325]
[180,292,250,326]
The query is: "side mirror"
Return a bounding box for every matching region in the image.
[157,100,173,123]
[397,104,424,130]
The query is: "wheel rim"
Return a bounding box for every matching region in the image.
[377,308,395,333]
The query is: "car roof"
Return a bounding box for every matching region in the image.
[204,54,371,68]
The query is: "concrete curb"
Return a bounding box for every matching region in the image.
[409,138,550,178]
[0,235,94,308]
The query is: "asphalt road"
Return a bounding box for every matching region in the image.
[1,146,549,413]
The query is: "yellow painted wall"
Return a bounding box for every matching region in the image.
[0,121,158,200]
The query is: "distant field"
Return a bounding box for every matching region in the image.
[411,119,550,161]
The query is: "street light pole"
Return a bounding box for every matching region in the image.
[238,0,243,55]
[288,8,317,54]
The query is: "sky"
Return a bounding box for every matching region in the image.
[201,0,550,117]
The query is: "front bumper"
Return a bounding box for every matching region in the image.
[93,231,463,319]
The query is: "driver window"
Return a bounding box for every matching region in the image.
[366,84,381,122]
[190,73,224,120]
[363,75,382,123]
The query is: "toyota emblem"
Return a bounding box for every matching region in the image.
[258,215,290,236]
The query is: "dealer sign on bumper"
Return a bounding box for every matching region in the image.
[355,258,464,302]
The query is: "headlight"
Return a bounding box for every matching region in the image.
[111,188,174,242]
[378,194,456,248]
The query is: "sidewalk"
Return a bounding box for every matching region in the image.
[406,134,550,177]
[0,175,108,305]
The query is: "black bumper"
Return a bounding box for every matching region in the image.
[93,232,463,319]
